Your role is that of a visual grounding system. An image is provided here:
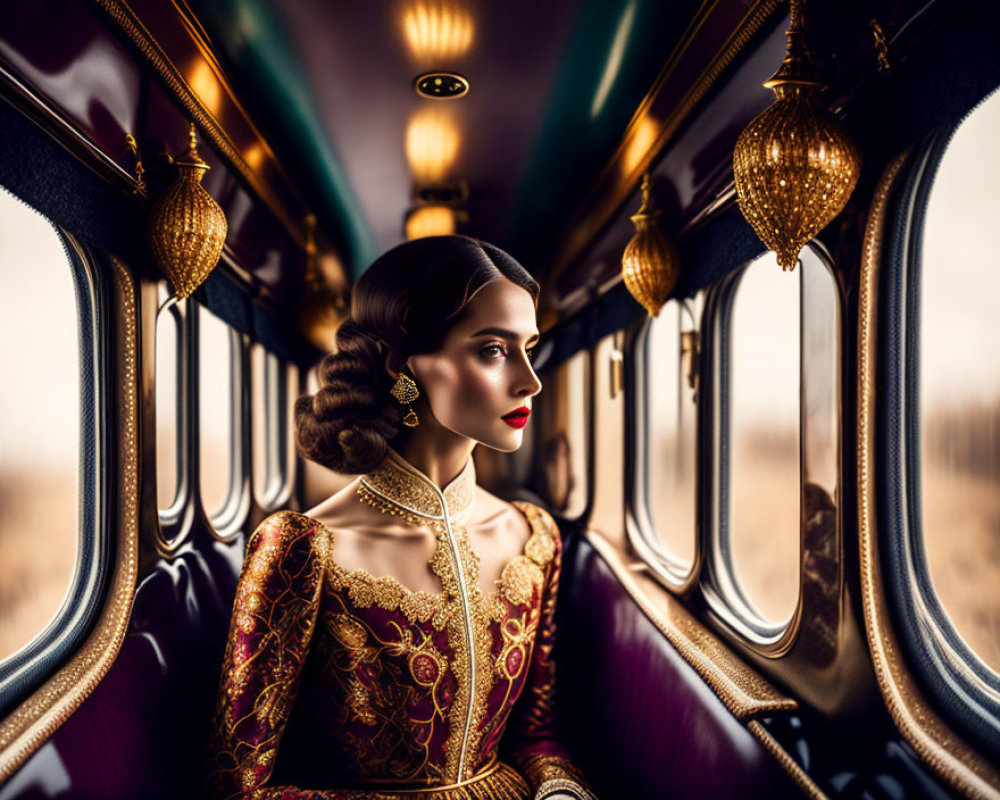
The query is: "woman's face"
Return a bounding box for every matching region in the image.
[407,279,541,452]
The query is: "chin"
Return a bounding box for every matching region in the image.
[478,431,525,453]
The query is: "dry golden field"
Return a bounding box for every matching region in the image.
[0,471,77,661]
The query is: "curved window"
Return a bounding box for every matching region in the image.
[0,191,81,663]
[252,344,297,511]
[710,247,839,639]
[198,303,247,533]
[877,88,1000,761]
[156,293,184,518]
[630,296,701,582]
[919,91,1000,676]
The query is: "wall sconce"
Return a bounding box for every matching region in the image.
[143,123,228,298]
[733,0,860,271]
[296,214,348,352]
[621,172,679,317]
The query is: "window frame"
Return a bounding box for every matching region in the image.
[626,296,703,590]
[194,301,251,541]
[878,115,1000,760]
[701,244,841,647]
[0,227,111,716]
[254,347,296,512]
[155,295,190,545]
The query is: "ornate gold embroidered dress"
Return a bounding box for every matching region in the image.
[206,449,591,800]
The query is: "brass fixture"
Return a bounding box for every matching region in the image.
[415,71,470,99]
[733,0,860,271]
[621,173,680,317]
[124,133,146,196]
[296,214,347,352]
[147,123,227,298]
[870,19,891,71]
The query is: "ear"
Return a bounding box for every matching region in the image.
[384,349,406,382]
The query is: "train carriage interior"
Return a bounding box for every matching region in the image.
[0,0,999,798]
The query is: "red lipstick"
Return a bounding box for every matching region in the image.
[501,406,531,429]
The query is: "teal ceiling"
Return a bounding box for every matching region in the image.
[185,0,700,278]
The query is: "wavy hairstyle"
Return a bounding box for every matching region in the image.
[295,236,539,474]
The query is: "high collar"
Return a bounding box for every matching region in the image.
[358,447,476,524]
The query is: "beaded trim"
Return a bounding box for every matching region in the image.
[358,448,475,524]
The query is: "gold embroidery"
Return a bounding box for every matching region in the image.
[341,454,559,783]
[521,754,588,788]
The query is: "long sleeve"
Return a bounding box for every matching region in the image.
[501,508,594,800]
[205,511,348,800]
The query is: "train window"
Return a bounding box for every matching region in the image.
[0,190,80,662]
[251,344,297,510]
[918,90,1000,674]
[631,296,702,580]
[156,293,184,516]
[197,303,245,528]
[710,247,840,638]
[721,252,801,627]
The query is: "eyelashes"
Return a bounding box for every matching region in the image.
[479,342,538,362]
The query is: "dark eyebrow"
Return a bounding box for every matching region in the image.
[470,326,539,343]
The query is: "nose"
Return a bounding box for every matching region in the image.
[513,351,542,398]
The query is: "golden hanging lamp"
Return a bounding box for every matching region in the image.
[733,0,860,270]
[147,123,228,297]
[621,173,679,317]
[296,214,346,352]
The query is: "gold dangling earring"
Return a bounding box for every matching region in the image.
[390,373,420,427]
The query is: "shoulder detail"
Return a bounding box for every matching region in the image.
[511,501,561,566]
[246,510,330,562]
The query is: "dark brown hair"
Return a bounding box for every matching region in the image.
[295,236,539,474]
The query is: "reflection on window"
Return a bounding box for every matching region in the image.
[726,253,800,624]
[920,88,1000,673]
[535,350,589,518]
[156,295,182,512]
[645,298,700,568]
[199,305,239,520]
[252,344,297,510]
[0,190,79,662]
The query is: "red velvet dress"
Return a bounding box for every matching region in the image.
[206,450,590,800]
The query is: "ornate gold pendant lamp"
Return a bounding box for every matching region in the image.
[733,0,860,270]
[622,173,680,317]
[147,123,228,298]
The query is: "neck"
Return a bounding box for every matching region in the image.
[359,444,476,524]
[394,427,477,491]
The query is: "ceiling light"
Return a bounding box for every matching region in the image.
[400,1,474,62]
[405,205,456,239]
[405,108,461,183]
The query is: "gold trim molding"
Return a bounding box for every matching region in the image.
[90,0,342,267]
[857,155,1000,798]
[585,532,797,720]
[746,720,828,800]
[544,0,785,296]
[0,254,140,782]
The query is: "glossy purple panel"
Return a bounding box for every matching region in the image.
[0,0,304,299]
[0,534,245,800]
[557,533,800,800]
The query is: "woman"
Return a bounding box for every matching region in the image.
[205,237,595,800]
